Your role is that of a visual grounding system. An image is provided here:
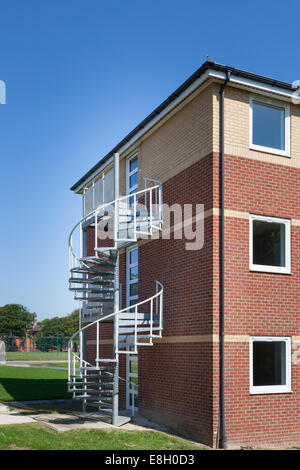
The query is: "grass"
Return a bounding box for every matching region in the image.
[0,423,203,450]
[5,352,68,361]
[0,365,69,401]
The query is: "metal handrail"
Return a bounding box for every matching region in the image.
[68,282,163,344]
[68,183,162,268]
[68,282,163,418]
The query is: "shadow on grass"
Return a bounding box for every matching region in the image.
[9,401,82,416]
[0,377,69,401]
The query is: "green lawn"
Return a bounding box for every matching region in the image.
[5,352,68,361]
[0,423,203,450]
[0,366,69,401]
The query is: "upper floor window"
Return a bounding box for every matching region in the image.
[127,154,138,196]
[249,97,290,157]
[249,215,291,274]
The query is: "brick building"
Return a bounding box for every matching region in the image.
[68,61,300,448]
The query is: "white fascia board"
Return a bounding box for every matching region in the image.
[225,74,298,103]
[75,69,297,193]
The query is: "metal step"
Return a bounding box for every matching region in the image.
[69,388,113,393]
[68,381,102,386]
[118,326,162,334]
[69,277,114,285]
[119,334,150,341]
[73,387,113,394]
[74,394,112,400]
[95,358,117,363]
[69,287,114,294]
[71,267,114,276]
[118,313,159,321]
[75,296,114,303]
[118,319,159,327]
[80,257,115,268]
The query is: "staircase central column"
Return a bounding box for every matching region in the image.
[112,251,119,426]
[112,152,120,426]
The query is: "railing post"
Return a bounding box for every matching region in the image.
[96,321,99,360]
[92,181,95,211]
[68,341,71,382]
[159,184,163,227]
[79,222,83,259]
[94,210,98,253]
[150,188,153,235]
[133,194,137,240]
[150,298,153,339]
[134,305,138,353]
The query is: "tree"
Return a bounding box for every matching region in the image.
[0,304,35,336]
[38,309,80,338]
[35,309,80,351]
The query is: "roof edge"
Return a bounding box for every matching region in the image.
[71,61,297,191]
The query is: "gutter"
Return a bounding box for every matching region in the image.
[219,69,230,449]
[71,61,299,192]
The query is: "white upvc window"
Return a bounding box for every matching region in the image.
[126,245,138,307]
[250,336,292,395]
[249,96,290,157]
[126,153,138,196]
[249,215,291,274]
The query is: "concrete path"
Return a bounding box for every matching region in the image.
[0,400,171,434]
[0,403,34,425]
[4,361,67,370]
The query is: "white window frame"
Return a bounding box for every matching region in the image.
[126,351,138,411]
[126,153,138,196]
[249,96,290,157]
[250,336,292,395]
[126,245,138,307]
[249,214,291,274]
[126,245,138,411]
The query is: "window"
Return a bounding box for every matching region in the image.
[126,348,138,410]
[249,215,291,274]
[250,97,290,157]
[250,337,291,394]
[126,154,138,197]
[126,245,138,307]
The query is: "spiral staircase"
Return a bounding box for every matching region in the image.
[67,157,164,426]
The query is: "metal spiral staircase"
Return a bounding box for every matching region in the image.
[67,153,164,426]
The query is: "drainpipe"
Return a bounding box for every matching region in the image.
[219,70,230,449]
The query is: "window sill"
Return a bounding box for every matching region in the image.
[249,266,291,275]
[250,144,290,158]
[250,389,292,395]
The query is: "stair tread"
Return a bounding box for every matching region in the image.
[75,297,114,303]
[80,256,115,267]
[70,287,114,293]
[69,277,114,285]
[71,267,114,276]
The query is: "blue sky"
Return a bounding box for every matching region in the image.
[0,0,299,320]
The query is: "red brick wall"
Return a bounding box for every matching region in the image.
[138,155,215,446]
[220,153,300,448]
